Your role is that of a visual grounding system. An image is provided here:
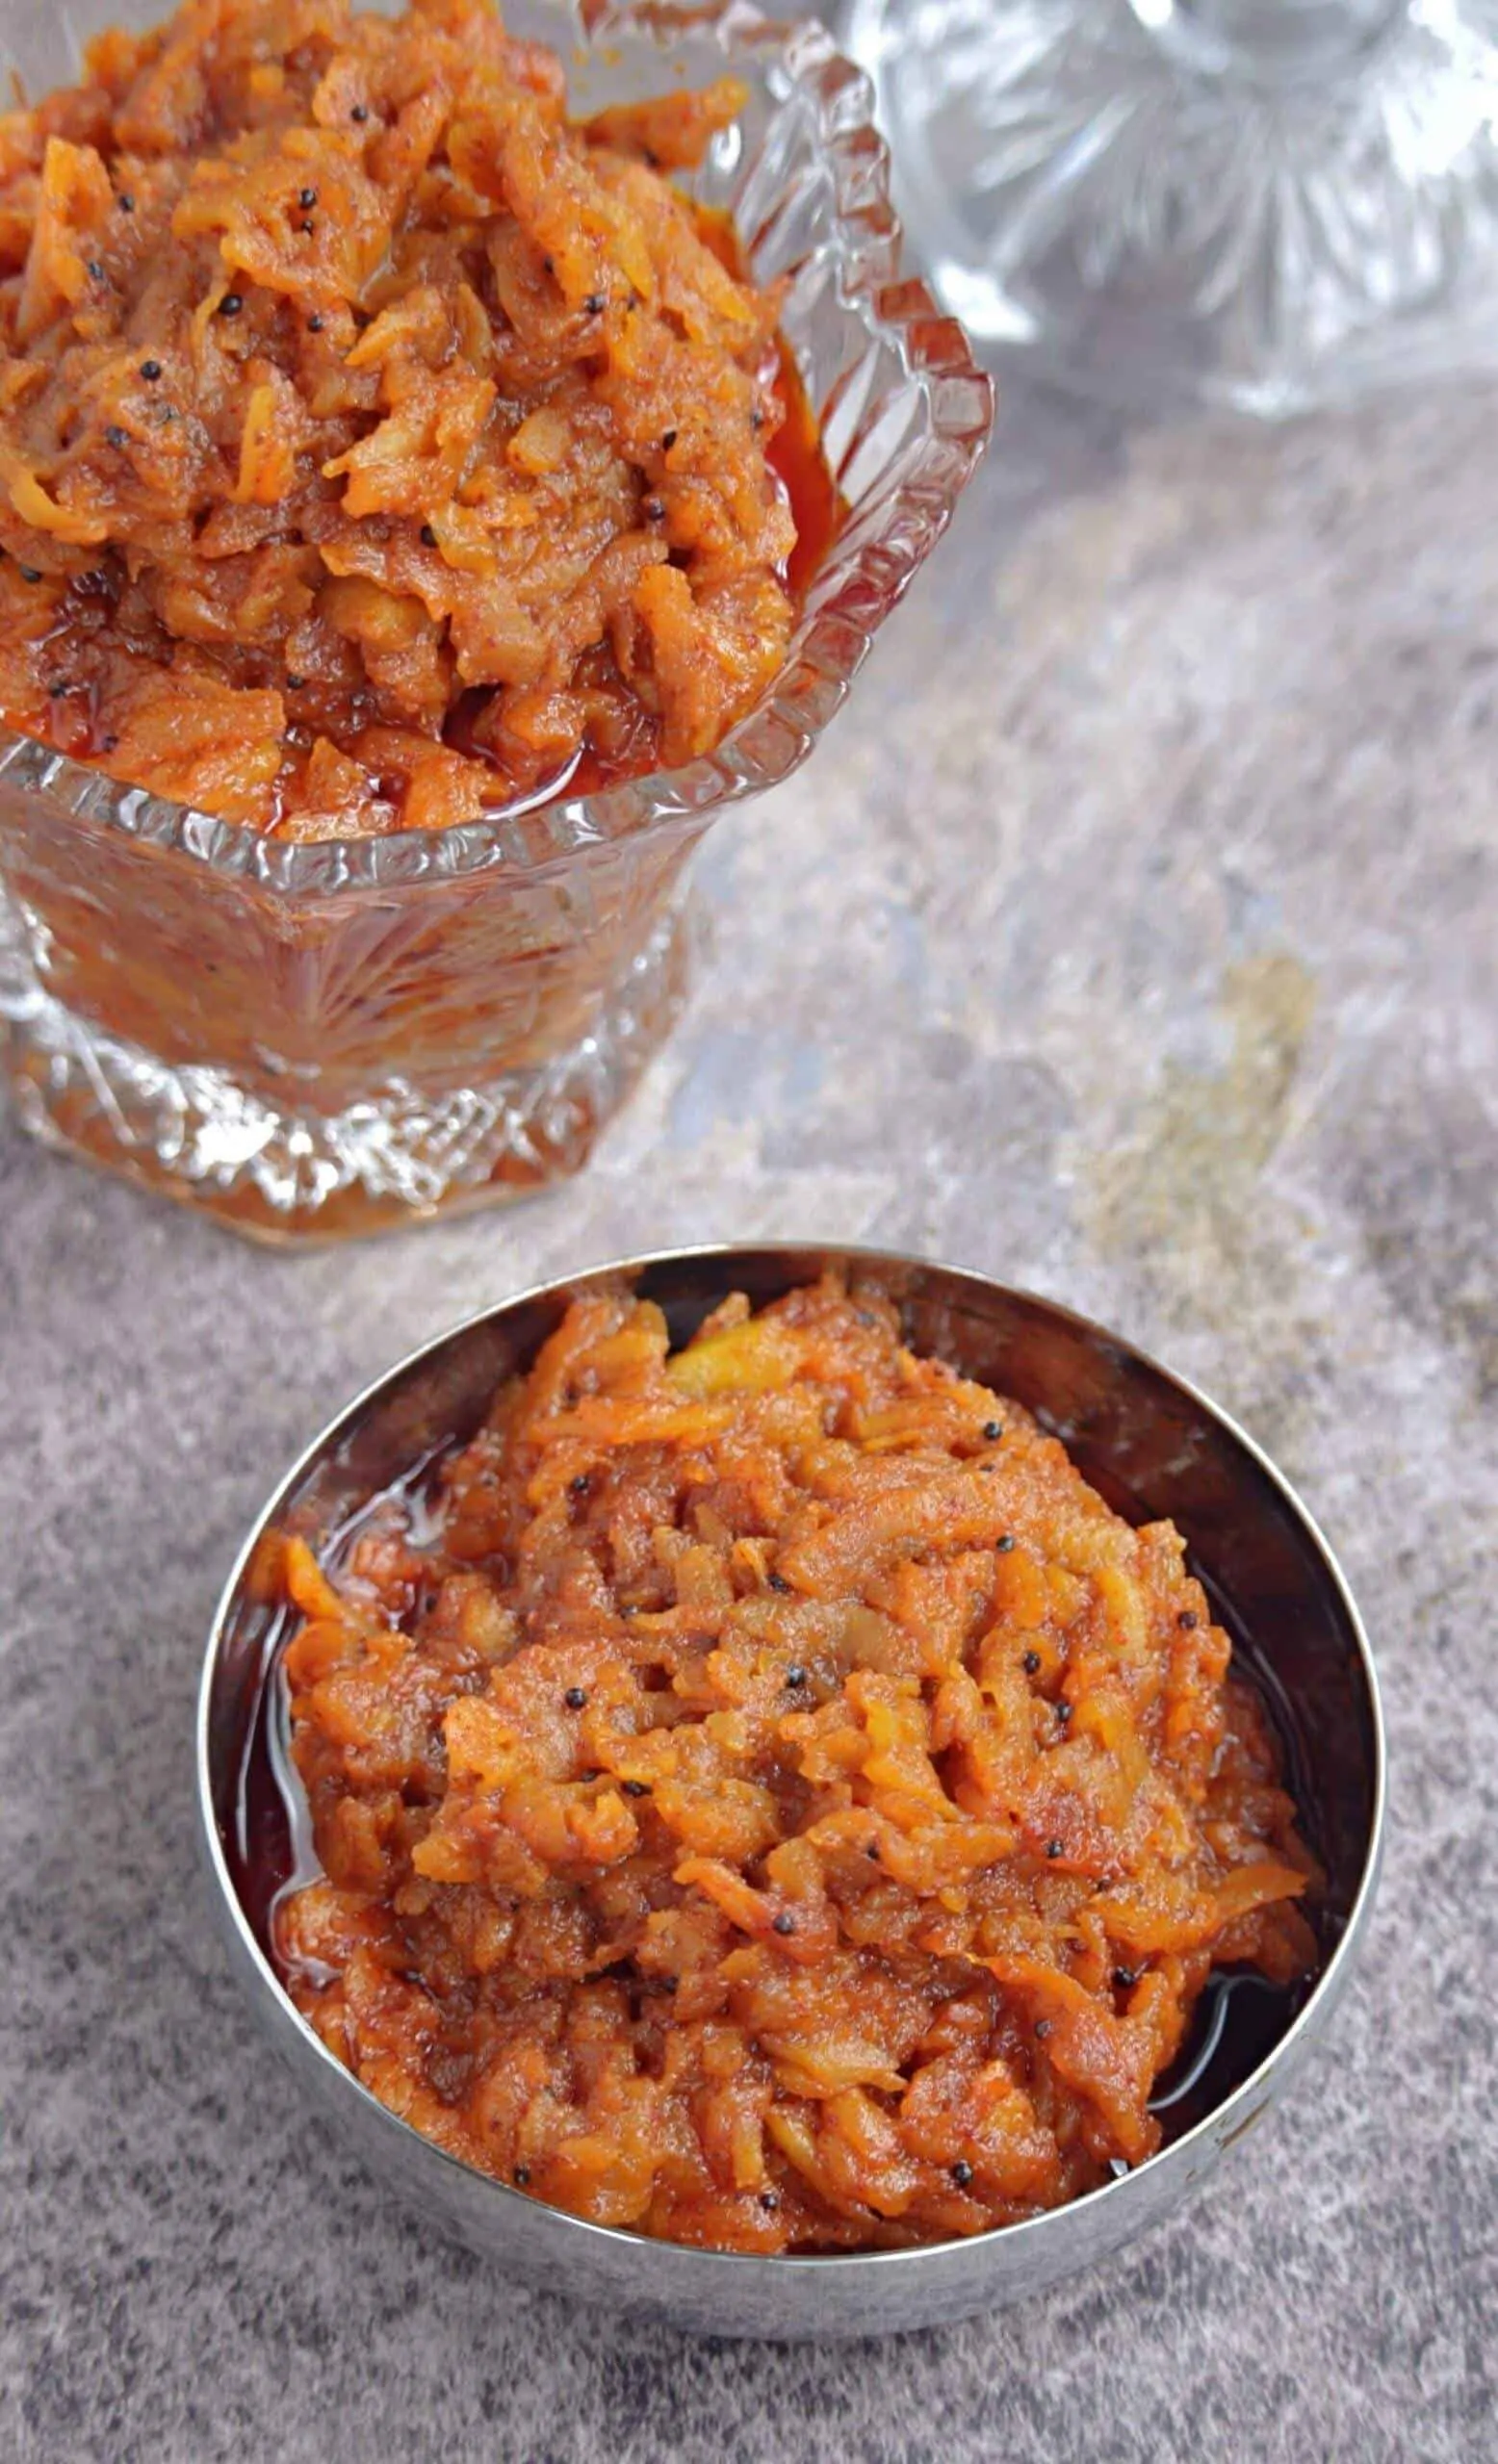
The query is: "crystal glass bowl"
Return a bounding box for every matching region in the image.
[844,0,1498,418]
[0,1,991,1244]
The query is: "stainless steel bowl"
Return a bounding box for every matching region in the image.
[196,1245,1385,2340]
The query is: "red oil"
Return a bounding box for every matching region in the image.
[228,1456,1315,2157]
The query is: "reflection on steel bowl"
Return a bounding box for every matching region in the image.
[198,1246,1384,2339]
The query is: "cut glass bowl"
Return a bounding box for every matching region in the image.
[844,0,1498,418]
[0,0,991,1242]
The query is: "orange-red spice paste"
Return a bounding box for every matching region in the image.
[0,0,814,836]
[275,1275,1317,2253]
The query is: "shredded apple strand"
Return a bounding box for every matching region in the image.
[275,1274,1318,2254]
[0,0,797,834]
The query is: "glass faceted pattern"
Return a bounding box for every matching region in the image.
[0,0,991,1241]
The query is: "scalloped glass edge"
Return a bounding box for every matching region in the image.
[1,887,702,1237]
[0,0,993,902]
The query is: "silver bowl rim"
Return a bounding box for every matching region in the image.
[195,1239,1387,2281]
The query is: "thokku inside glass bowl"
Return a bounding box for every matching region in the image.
[0,0,991,1242]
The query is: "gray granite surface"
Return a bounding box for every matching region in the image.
[2,373,1495,2462]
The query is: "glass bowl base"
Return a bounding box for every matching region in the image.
[845,0,1498,417]
[0,897,696,1246]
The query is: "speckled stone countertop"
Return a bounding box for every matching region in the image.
[3,375,1494,2463]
